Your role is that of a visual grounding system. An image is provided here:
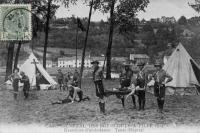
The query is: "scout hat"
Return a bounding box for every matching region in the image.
[91,60,99,64]
[57,69,62,72]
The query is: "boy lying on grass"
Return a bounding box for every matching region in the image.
[51,85,90,105]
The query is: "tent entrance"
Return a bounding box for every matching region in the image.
[36,68,49,85]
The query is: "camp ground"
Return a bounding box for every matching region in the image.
[6,53,57,91]
[1,1,200,132]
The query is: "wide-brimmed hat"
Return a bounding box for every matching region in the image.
[91,60,99,64]
[57,69,62,71]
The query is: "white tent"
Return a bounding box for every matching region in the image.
[163,43,200,88]
[147,43,200,95]
[7,53,57,90]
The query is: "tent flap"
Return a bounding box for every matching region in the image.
[19,53,57,87]
[163,43,200,88]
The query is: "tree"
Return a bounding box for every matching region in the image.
[141,24,156,55]
[59,50,65,56]
[189,0,200,13]
[93,0,149,79]
[43,0,52,69]
[178,16,187,25]
[14,0,58,70]
[79,0,94,88]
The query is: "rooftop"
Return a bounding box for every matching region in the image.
[130,54,149,59]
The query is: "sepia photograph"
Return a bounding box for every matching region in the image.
[0,0,200,133]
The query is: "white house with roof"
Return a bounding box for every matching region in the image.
[58,56,107,68]
[129,54,149,64]
[58,56,91,68]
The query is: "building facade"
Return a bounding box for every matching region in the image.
[129,54,150,64]
[58,56,91,68]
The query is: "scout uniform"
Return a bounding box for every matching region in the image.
[119,63,136,108]
[9,68,21,100]
[135,62,147,110]
[153,62,173,113]
[36,72,42,90]
[72,70,80,87]
[57,69,64,91]
[91,60,105,114]
[20,72,30,99]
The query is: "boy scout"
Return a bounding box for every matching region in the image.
[57,69,64,91]
[135,62,147,110]
[91,60,106,114]
[20,71,30,99]
[119,63,136,108]
[9,68,21,100]
[152,61,173,113]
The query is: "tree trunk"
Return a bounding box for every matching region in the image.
[106,0,115,79]
[43,0,51,69]
[79,0,93,88]
[5,42,15,81]
[14,41,21,69]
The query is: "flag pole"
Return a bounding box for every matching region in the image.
[75,17,79,69]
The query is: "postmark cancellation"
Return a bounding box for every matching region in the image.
[0,4,32,41]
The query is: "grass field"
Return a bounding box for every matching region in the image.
[0,78,200,128]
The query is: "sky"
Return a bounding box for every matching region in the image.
[55,0,199,21]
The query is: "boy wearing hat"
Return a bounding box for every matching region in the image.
[152,61,173,113]
[135,62,147,110]
[9,68,21,100]
[119,63,136,108]
[20,71,30,99]
[91,60,106,114]
[57,69,64,91]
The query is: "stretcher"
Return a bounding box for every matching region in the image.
[104,85,137,108]
[104,89,132,96]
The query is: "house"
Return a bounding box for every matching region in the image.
[129,54,149,64]
[161,16,176,24]
[112,57,128,63]
[182,29,195,38]
[58,56,91,68]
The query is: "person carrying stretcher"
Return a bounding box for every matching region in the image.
[126,62,148,111]
[115,63,136,108]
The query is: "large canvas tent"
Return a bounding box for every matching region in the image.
[7,53,57,90]
[148,43,200,95]
[163,43,200,88]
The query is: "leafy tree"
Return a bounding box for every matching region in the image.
[93,0,149,79]
[189,0,200,13]
[141,24,156,55]
[178,16,187,25]
[59,50,65,56]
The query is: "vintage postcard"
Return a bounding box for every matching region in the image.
[0,0,200,133]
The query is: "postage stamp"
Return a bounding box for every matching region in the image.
[0,4,32,41]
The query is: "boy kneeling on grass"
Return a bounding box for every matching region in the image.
[51,85,90,105]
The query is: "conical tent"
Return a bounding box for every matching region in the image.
[163,43,200,88]
[19,53,57,87]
